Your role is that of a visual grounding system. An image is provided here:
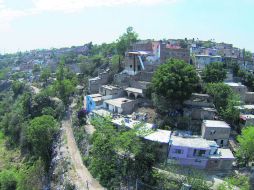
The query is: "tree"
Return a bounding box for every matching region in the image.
[0,169,19,190]
[89,117,154,188]
[89,117,119,187]
[17,160,45,190]
[40,67,51,85]
[116,27,138,56]
[151,59,199,106]
[205,83,233,111]
[32,64,40,74]
[12,81,24,97]
[236,126,254,166]
[26,115,58,168]
[54,79,75,105]
[203,62,227,83]
[54,59,76,105]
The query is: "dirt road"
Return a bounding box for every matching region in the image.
[62,115,104,190]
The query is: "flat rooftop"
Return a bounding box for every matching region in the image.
[224,82,245,87]
[209,148,235,159]
[89,76,100,81]
[112,117,172,143]
[104,98,134,107]
[112,117,140,129]
[235,105,254,110]
[144,129,171,143]
[203,120,230,128]
[90,94,102,98]
[128,51,150,55]
[202,107,217,112]
[125,87,143,94]
[192,93,210,98]
[88,94,103,102]
[195,55,222,58]
[170,135,218,149]
[101,85,120,90]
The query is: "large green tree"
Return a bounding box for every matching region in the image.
[116,27,138,56]
[12,81,24,97]
[151,59,199,106]
[40,67,51,85]
[205,83,233,111]
[203,62,227,83]
[205,83,240,125]
[89,117,154,188]
[26,115,58,168]
[236,126,254,166]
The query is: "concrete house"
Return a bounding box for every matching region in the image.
[144,129,172,162]
[160,42,190,64]
[201,120,231,147]
[99,85,123,97]
[168,132,235,171]
[103,97,136,114]
[112,116,172,162]
[88,69,110,94]
[245,92,254,104]
[183,93,216,120]
[225,82,248,101]
[195,55,222,69]
[235,104,254,114]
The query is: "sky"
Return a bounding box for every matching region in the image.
[0,0,254,53]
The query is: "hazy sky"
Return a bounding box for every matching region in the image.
[0,0,253,53]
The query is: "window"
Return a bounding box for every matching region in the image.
[195,159,202,163]
[210,130,216,135]
[174,149,183,154]
[193,149,206,157]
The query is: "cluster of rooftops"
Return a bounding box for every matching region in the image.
[85,40,254,171]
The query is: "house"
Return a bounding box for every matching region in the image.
[122,40,190,76]
[195,55,222,69]
[103,97,136,114]
[88,69,110,93]
[224,82,248,100]
[99,85,123,97]
[125,87,144,99]
[112,116,171,162]
[168,132,235,171]
[235,104,254,114]
[144,129,172,162]
[160,42,190,64]
[87,94,103,106]
[183,93,216,120]
[201,120,231,147]
[245,92,254,104]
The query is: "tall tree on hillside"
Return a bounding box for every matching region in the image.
[205,83,233,111]
[236,126,254,167]
[26,115,58,168]
[89,117,155,188]
[151,59,199,107]
[116,27,138,56]
[203,62,227,83]
[54,58,75,105]
[40,67,51,85]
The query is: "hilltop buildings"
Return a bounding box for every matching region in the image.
[84,38,254,173]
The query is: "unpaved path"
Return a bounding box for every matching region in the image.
[62,113,104,190]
